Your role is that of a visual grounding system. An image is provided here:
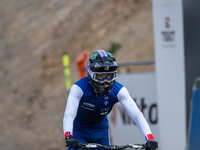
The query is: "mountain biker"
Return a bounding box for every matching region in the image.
[63,50,158,150]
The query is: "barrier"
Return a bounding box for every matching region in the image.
[108,72,158,144]
[188,77,200,150]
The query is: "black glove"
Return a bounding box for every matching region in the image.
[145,140,158,150]
[65,136,80,149]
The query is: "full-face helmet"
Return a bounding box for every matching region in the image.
[87,50,118,95]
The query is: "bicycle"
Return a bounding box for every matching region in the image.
[66,142,158,150]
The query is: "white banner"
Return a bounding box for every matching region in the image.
[152,0,186,149]
[108,72,158,145]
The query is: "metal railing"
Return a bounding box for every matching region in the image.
[117,60,155,73]
[118,60,155,67]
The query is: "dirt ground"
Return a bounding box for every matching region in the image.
[0,0,154,150]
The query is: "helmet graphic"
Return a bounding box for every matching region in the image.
[87,50,118,95]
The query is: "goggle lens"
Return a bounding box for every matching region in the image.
[95,73,115,82]
[96,73,113,80]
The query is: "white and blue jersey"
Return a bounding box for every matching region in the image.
[63,77,154,146]
[75,77,123,124]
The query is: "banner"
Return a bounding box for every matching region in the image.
[152,0,186,149]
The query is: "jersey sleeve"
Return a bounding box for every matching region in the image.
[63,84,83,135]
[117,87,154,141]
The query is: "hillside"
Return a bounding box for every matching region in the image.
[0,0,154,150]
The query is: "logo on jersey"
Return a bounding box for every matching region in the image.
[104,101,109,105]
[83,102,95,108]
[100,107,111,115]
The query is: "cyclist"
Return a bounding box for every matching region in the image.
[63,50,158,150]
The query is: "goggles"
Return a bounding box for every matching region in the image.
[92,71,117,83]
[87,62,118,83]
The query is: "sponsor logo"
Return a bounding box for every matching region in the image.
[100,107,110,112]
[165,17,170,29]
[100,111,109,115]
[100,107,111,115]
[104,101,109,105]
[83,102,95,108]
[162,31,175,42]
[161,17,176,47]
[81,105,94,111]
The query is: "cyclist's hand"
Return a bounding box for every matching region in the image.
[145,140,158,150]
[66,139,80,149]
[65,135,80,149]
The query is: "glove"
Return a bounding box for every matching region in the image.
[145,140,158,150]
[65,135,80,149]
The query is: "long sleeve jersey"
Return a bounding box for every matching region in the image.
[63,77,154,140]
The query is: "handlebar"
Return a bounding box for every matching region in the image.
[66,143,146,150]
